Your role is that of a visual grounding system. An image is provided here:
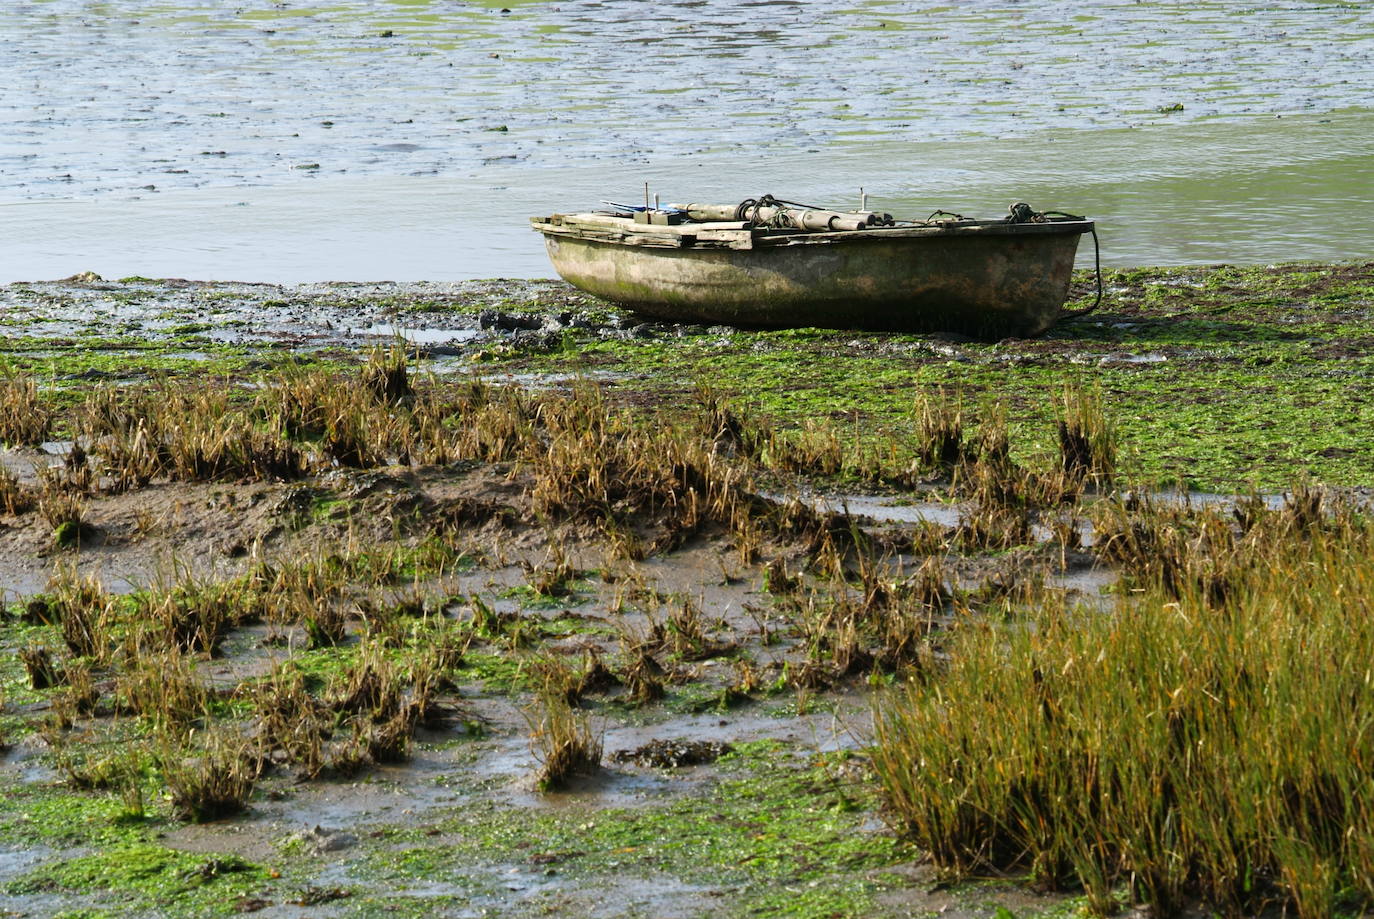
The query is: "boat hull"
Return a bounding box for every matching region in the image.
[536,219,1091,338]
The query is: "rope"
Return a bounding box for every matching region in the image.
[735,194,842,228]
[1059,226,1103,321]
[1006,204,1102,321]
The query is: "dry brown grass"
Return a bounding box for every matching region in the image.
[161,729,260,823]
[0,466,35,515]
[526,687,602,792]
[18,645,64,690]
[43,565,116,661]
[0,369,54,447]
[116,649,211,733]
[913,389,965,473]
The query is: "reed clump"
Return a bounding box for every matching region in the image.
[526,687,602,792]
[160,729,260,823]
[360,343,414,406]
[19,645,64,690]
[0,368,54,447]
[116,649,211,733]
[43,565,117,661]
[1055,383,1115,489]
[793,557,946,685]
[873,508,1374,917]
[913,389,964,473]
[0,466,36,516]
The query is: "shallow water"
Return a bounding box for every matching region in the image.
[3,0,1372,281]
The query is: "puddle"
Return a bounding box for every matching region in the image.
[1050,565,1118,600]
[822,494,963,529]
[0,845,61,894]
[767,490,963,529]
[354,323,481,345]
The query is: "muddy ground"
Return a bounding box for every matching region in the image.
[3,261,1371,489]
[1,263,1371,918]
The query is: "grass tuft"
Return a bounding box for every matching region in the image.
[526,688,602,791]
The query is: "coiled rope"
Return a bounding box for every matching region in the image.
[734,194,833,228]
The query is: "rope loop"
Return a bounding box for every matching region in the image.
[735,194,831,228]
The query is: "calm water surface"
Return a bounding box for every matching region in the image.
[2,0,1372,281]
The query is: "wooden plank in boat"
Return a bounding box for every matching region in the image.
[558,214,748,235]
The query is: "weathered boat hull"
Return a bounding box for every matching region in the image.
[535,216,1093,338]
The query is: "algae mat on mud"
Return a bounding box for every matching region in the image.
[509,262,1374,492]
[2,263,1371,493]
[0,261,1371,919]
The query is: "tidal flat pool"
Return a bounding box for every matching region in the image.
[2,0,1372,281]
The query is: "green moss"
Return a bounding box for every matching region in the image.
[5,843,270,917]
[352,741,916,918]
[0,777,161,849]
[52,520,82,548]
[498,581,592,609]
[500,262,1374,491]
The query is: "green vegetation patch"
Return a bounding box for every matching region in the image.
[873,508,1374,916]
[5,843,270,917]
[359,741,916,917]
[499,262,1374,491]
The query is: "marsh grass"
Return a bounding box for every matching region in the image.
[19,644,64,689]
[0,368,54,447]
[245,662,328,776]
[50,656,100,724]
[129,580,238,657]
[45,565,116,661]
[526,687,602,792]
[50,735,145,791]
[0,465,35,515]
[649,596,737,662]
[361,342,414,406]
[37,466,94,549]
[521,541,579,598]
[792,558,946,685]
[873,505,1374,917]
[1056,383,1116,488]
[913,389,964,473]
[116,649,210,732]
[161,729,259,823]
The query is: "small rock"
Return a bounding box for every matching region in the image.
[300,824,358,853]
[611,739,733,769]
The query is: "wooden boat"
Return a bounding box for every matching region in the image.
[530,197,1097,338]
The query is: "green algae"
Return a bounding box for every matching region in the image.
[5,843,271,918]
[501,262,1374,491]
[349,741,917,918]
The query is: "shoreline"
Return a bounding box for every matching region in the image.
[3,259,1371,491]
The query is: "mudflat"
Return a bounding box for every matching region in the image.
[0,262,1371,917]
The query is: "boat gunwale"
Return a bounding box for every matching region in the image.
[530,214,1094,251]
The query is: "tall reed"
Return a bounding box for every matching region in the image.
[0,368,54,446]
[873,510,1374,917]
